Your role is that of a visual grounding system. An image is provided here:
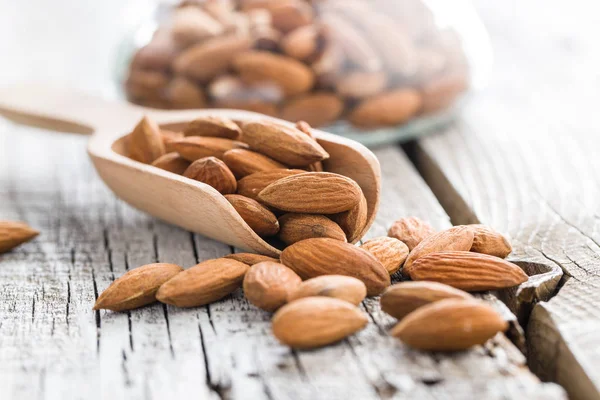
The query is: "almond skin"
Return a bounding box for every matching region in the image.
[240,120,329,167]
[183,116,242,139]
[469,225,512,258]
[93,263,183,311]
[331,192,368,243]
[156,258,249,308]
[0,221,39,253]
[225,194,280,237]
[409,251,528,291]
[349,89,423,128]
[224,253,279,266]
[380,281,473,320]
[280,93,344,127]
[403,225,474,276]
[281,238,390,296]
[278,214,347,245]
[223,149,286,179]
[151,152,191,175]
[243,261,302,311]
[272,297,368,349]
[171,137,248,161]
[287,275,367,306]
[184,157,237,195]
[360,237,409,275]
[388,216,436,251]
[237,169,305,201]
[390,298,508,351]
[259,172,362,214]
[128,116,166,164]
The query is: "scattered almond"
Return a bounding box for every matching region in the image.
[469,225,512,258]
[151,152,191,175]
[223,149,286,179]
[184,156,238,194]
[287,275,367,306]
[183,116,242,139]
[225,194,280,237]
[360,237,409,275]
[278,213,346,245]
[0,221,39,253]
[243,261,302,311]
[224,253,279,266]
[388,216,436,251]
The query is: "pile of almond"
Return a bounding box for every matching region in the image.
[94,215,528,352]
[124,0,469,129]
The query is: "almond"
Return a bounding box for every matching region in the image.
[270,1,313,33]
[0,221,39,253]
[240,120,329,166]
[161,130,184,152]
[183,116,242,139]
[128,116,166,164]
[280,93,344,127]
[403,225,474,276]
[157,258,248,308]
[388,216,436,251]
[171,6,224,46]
[237,169,305,201]
[125,69,170,101]
[331,192,368,243]
[380,281,473,320]
[223,149,286,179]
[165,77,207,109]
[281,25,319,61]
[281,238,390,296]
[469,225,512,258]
[130,40,177,71]
[287,275,367,306]
[171,136,248,161]
[336,71,387,99]
[151,152,191,175]
[408,251,528,291]
[225,194,280,236]
[294,121,323,172]
[360,237,409,275]
[183,157,237,194]
[349,89,423,128]
[390,299,508,351]
[224,253,279,265]
[259,172,361,214]
[272,297,368,348]
[278,214,346,245]
[93,263,183,311]
[243,261,302,311]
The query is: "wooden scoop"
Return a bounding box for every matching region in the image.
[0,84,381,256]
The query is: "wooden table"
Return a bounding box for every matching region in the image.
[0,0,597,399]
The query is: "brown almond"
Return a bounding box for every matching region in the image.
[223,149,286,179]
[241,120,329,166]
[360,237,408,275]
[130,40,177,71]
[287,275,367,306]
[281,25,319,61]
[151,152,191,175]
[331,192,368,243]
[156,258,249,307]
[390,299,508,351]
[183,116,242,139]
[128,116,166,164]
[165,77,207,109]
[272,296,368,348]
[183,157,237,194]
[403,225,474,276]
[125,69,170,101]
[0,221,39,253]
[259,172,361,214]
[281,238,390,296]
[171,136,248,161]
[270,1,313,33]
[349,89,423,128]
[278,214,346,245]
[280,93,344,127]
[380,281,473,320]
[294,121,323,172]
[388,216,436,251]
[243,261,302,311]
[93,263,183,311]
[225,194,279,236]
[336,72,388,99]
[161,130,184,152]
[409,251,528,291]
[224,253,279,266]
[469,225,512,258]
[171,6,224,46]
[237,169,305,201]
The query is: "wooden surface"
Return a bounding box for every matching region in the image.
[0,0,596,399]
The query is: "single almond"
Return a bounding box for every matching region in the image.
[171,136,248,161]
[331,192,368,243]
[408,251,528,291]
[156,258,249,307]
[183,116,242,139]
[469,225,512,258]
[224,253,279,265]
[380,281,473,320]
[128,116,166,164]
[390,299,508,351]
[270,1,313,33]
[388,216,436,251]
[225,194,280,237]
[130,40,177,71]
[272,296,368,348]
[259,172,362,214]
[336,71,387,99]
[241,120,329,167]
[349,89,423,128]
[183,156,237,194]
[165,77,207,109]
[93,263,183,311]
[0,221,39,253]
[243,261,302,311]
[151,152,191,175]
[125,69,170,101]
[161,130,184,152]
[403,225,474,276]
[281,25,319,61]
[278,214,346,245]
[223,149,286,179]
[280,93,344,127]
[237,169,305,201]
[295,121,323,172]
[287,275,367,306]
[360,237,409,275]
[281,238,390,296]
